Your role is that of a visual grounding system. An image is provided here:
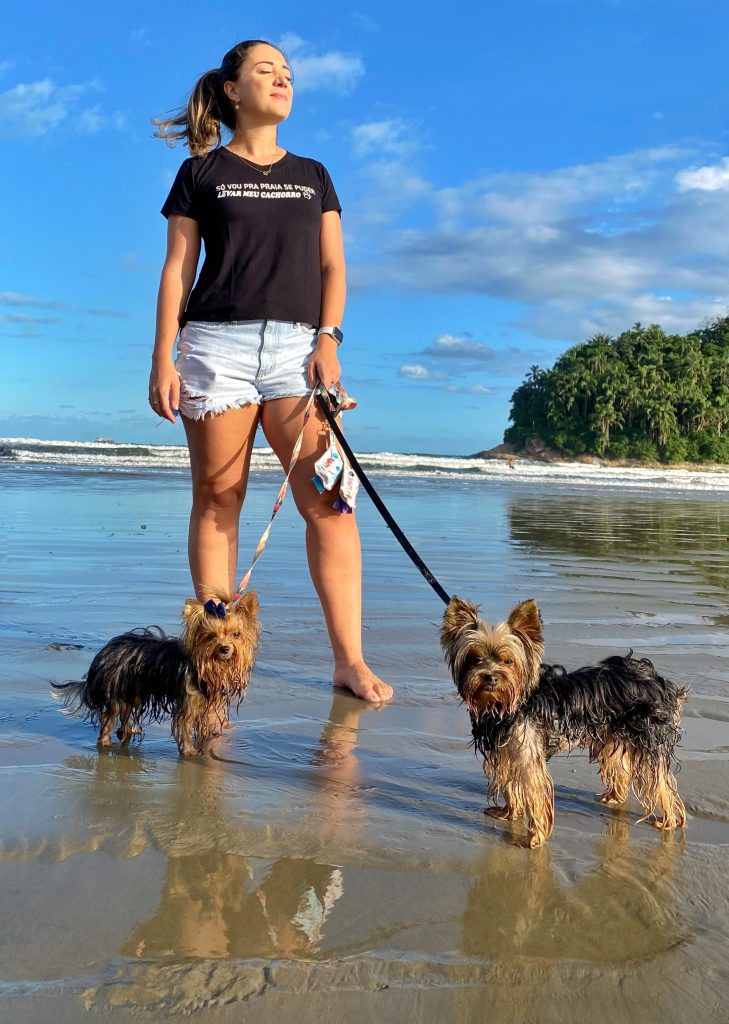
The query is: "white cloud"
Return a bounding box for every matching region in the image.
[0,77,126,139]
[444,383,493,394]
[0,312,61,324]
[278,33,364,94]
[676,157,729,192]
[351,11,379,31]
[75,104,129,134]
[75,105,103,134]
[83,308,129,318]
[0,79,84,137]
[401,332,547,384]
[398,363,446,381]
[423,334,495,360]
[0,291,64,308]
[347,144,729,340]
[351,118,421,160]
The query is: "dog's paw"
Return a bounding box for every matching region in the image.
[518,832,547,849]
[596,792,624,806]
[485,805,521,820]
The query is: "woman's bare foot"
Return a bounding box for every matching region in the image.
[333,661,393,703]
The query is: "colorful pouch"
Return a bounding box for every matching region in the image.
[313,430,344,491]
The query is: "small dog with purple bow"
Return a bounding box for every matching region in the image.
[441,596,687,847]
[51,593,260,755]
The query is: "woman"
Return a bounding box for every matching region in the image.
[149,39,392,703]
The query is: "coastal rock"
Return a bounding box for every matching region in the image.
[470,436,567,462]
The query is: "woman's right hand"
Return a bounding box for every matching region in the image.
[148,355,180,424]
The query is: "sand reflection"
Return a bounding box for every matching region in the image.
[462,818,686,962]
[116,694,370,961]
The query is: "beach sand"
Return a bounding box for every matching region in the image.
[2,462,729,1022]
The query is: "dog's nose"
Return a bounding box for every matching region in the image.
[218,644,232,656]
[481,673,496,685]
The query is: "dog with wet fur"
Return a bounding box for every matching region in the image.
[441,596,686,847]
[51,593,260,755]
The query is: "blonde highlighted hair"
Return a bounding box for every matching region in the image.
[151,39,286,157]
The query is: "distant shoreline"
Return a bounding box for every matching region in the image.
[473,440,729,475]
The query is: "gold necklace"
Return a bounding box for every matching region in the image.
[225,146,281,176]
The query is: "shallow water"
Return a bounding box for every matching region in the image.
[2,467,729,1022]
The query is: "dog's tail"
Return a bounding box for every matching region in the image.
[50,680,89,717]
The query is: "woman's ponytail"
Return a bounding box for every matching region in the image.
[151,40,283,157]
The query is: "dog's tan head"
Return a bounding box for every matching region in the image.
[440,596,544,718]
[182,591,261,696]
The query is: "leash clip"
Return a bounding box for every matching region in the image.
[315,382,356,415]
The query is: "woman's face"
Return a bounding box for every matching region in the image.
[226,43,293,124]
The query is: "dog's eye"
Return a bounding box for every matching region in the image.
[231,631,240,638]
[503,658,514,667]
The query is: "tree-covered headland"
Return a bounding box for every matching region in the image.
[505,316,729,463]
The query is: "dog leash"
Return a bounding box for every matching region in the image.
[237,386,318,593]
[237,383,452,608]
[315,387,452,607]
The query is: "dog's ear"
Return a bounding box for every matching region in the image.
[441,595,480,651]
[182,598,203,622]
[231,590,259,618]
[507,599,543,648]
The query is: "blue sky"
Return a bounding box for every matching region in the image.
[1,0,728,454]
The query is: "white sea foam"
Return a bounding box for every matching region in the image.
[2,437,729,493]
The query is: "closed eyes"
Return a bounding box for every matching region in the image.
[258,69,293,85]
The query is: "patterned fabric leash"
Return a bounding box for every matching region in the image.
[236,386,318,593]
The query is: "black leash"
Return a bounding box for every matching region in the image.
[315,389,452,607]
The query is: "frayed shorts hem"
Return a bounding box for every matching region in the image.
[178,387,314,422]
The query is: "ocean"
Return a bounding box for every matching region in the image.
[2,436,729,1022]
[3,435,729,493]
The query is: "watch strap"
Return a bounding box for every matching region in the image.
[317,325,344,345]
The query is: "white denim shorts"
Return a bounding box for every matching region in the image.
[175,318,318,420]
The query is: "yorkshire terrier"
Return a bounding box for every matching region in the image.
[51,593,260,755]
[441,596,687,847]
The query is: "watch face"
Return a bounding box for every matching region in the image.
[332,327,344,344]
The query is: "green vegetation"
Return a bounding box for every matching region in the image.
[505,316,729,462]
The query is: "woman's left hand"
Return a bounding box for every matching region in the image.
[308,332,341,390]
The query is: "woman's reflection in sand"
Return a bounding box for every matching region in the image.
[116,693,372,961]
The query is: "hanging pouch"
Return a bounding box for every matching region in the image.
[313,430,344,491]
[339,465,359,509]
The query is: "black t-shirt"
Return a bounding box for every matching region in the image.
[160,147,341,328]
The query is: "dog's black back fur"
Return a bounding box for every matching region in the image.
[51,627,197,727]
[471,653,686,763]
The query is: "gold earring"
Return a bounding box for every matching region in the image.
[235,102,239,110]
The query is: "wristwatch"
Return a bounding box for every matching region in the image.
[317,325,344,346]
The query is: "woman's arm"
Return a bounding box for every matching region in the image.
[308,209,346,389]
[149,215,201,422]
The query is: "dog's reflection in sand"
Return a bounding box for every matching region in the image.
[112,695,371,960]
[461,817,685,962]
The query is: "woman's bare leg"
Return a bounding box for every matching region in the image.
[261,396,393,703]
[182,404,261,600]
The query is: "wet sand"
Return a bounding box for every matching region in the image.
[2,466,729,1022]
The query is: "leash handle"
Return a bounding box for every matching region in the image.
[315,388,451,607]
